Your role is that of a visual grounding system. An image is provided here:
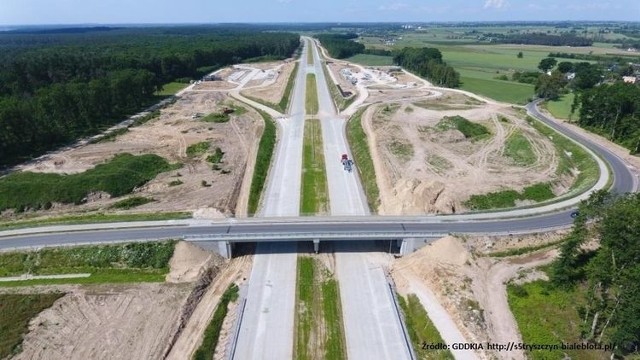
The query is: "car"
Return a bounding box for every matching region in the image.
[570,210,580,218]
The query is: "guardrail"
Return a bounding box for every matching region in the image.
[184,231,449,242]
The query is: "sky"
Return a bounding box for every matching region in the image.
[1,0,639,26]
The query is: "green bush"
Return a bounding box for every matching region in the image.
[168,180,183,186]
[186,141,210,157]
[0,153,177,211]
[202,112,229,123]
[248,110,277,215]
[206,147,225,164]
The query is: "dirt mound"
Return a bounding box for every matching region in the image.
[193,207,226,219]
[166,241,225,283]
[384,179,457,214]
[400,236,470,268]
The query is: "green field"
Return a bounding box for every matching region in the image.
[155,82,188,96]
[458,72,534,104]
[0,241,175,286]
[0,293,65,358]
[544,93,577,120]
[504,131,536,165]
[345,54,394,66]
[193,284,239,360]
[247,110,277,215]
[0,153,179,212]
[301,119,329,215]
[346,108,380,212]
[398,294,454,360]
[306,74,319,115]
[508,280,609,360]
[295,257,346,360]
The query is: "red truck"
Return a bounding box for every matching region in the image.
[341,154,354,172]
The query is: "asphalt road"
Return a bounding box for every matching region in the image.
[309,38,413,360]
[232,39,310,360]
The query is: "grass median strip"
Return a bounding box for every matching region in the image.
[301,119,329,215]
[193,284,239,360]
[247,109,277,215]
[306,74,319,115]
[0,293,65,358]
[397,294,454,360]
[307,45,314,65]
[346,108,380,212]
[295,257,346,360]
[0,241,175,286]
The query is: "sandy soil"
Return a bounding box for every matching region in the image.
[11,91,262,217]
[364,92,568,215]
[167,252,252,360]
[14,283,193,360]
[241,61,295,104]
[392,234,562,360]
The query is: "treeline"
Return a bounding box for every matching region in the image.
[493,33,593,46]
[393,47,460,87]
[315,33,364,59]
[0,28,300,167]
[551,191,640,356]
[577,83,640,153]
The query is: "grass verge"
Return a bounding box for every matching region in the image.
[247,109,277,215]
[346,108,380,212]
[526,115,600,195]
[295,257,346,360]
[0,153,179,212]
[504,131,536,166]
[397,294,454,360]
[465,182,555,210]
[543,93,577,121]
[508,280,608,360]
[0,241,175,286]
[155,81,188,96]
[306,74,319,115]
[0,293,65,358]
[193,284,240,360]
[0,212,191,231]
[301,119,329,215]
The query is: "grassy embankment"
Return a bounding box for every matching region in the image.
[295,257,346,360]
[242,62,299,113]
[0,153,179,213]
[346,108,380,212]
[306,74,319,115]
[0,241,175,286]
[465,114,600,210]
[247,109,277,215]
[193,284,240,360]
[508,279,609,360]
[0,293,65,358]
[0,212,191,231]
[398,294,454,360]
[301,119,329,215]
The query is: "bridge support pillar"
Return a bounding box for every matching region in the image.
[313,239,320,254]
[217,241,233,259]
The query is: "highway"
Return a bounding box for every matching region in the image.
[231,39,310,360]
[309,37,414,360]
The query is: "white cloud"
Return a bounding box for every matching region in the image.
[378,2,408,11]
[483,0,507,9]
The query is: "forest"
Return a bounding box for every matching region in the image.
[576,82,640,153]
[314,33,364,59]
[393,47,460,88]
[492,33,593,46]
[0,27,300,167]
[551,191,640,356]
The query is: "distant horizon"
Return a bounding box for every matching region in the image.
[2,0,639,26]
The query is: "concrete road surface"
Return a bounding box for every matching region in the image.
[309,37,414,360]
[233,40,309,360]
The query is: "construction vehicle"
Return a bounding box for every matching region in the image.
[341,153,354,173]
